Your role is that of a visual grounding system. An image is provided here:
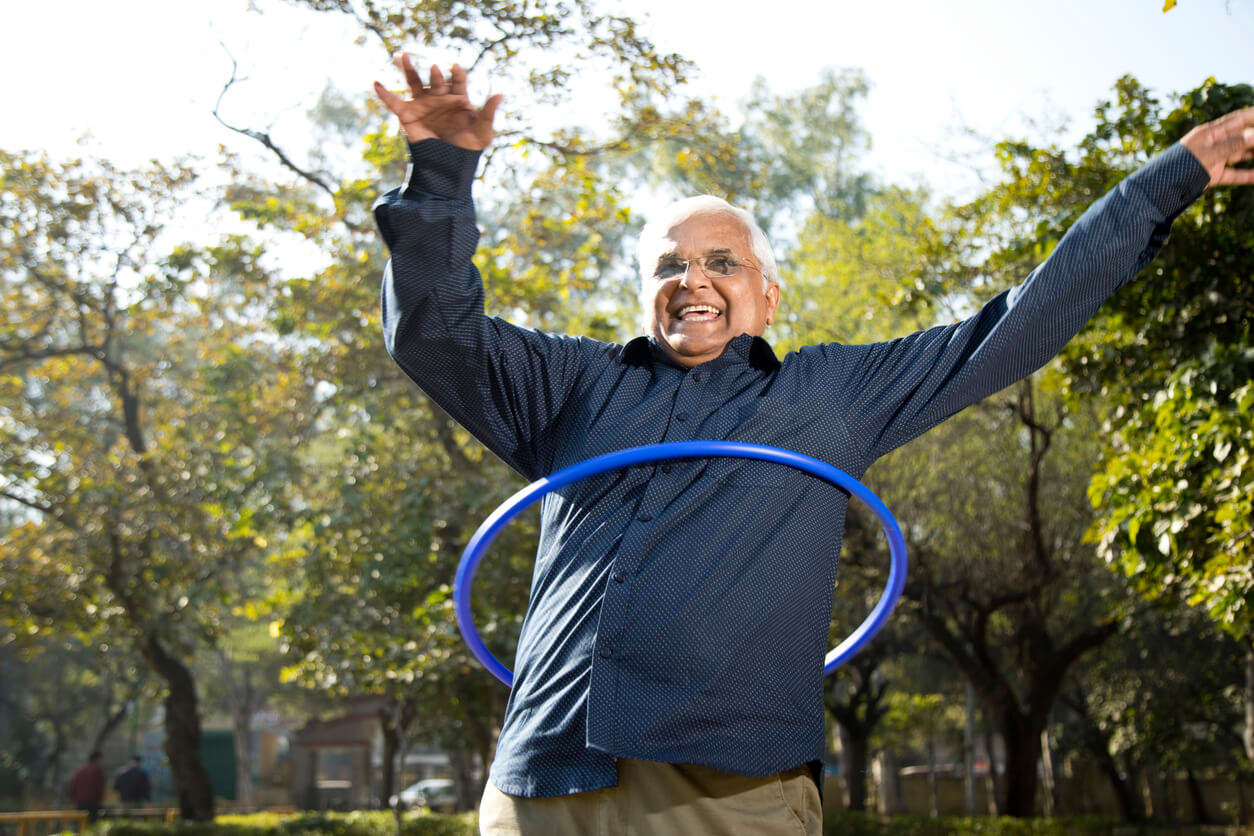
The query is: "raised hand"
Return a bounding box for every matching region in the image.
[373,52,503,150]
[1180,106,1254,189]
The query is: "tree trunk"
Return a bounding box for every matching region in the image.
[1038,726,1057,817]
[380,721,399,808]
[1186,768,1212,825]
[225,662,257,810]
[1062,690,1145,821]
[1245,647,1254,761]
[448,747,477,812]
[378,697,417,812]
[89,678,132,755]
[926,736,938,817]
[998,709,1043,817]
[143,635,214,820]
[982,723,1001,815]
[838,725,871,811]
[1096,753,1144,822]
[874,750,904,814]
[963,682,976,815]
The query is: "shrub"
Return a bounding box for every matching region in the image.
[823,811,1120,835]
[93,811,476,836]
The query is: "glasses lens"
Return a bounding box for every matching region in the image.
[702,256,738,278]
[654,259,684,279]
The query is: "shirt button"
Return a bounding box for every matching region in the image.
[660,464,673,474]
[599,647,613,659]
[691,372,702,382]
[612,571,626,583]
[676,412,689,422]
[638,513,652,522]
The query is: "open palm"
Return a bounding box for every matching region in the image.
[373,53,503,150]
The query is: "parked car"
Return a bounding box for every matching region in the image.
[390,778,457,813]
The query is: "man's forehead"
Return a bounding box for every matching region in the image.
[654,212,753,252]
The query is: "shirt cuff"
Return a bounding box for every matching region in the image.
[401,138,483,200]
[1125,142,1210,221]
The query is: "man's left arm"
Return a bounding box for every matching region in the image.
[834,108,1252,461]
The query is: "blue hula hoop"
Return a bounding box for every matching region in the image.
[453,440,908,687]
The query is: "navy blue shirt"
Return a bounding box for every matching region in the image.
[375,139,1209,798]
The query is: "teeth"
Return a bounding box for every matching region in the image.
[678,305,721,318]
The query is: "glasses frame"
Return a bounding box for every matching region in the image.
[652,253,765,282]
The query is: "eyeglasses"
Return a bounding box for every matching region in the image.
[652,253,764,281]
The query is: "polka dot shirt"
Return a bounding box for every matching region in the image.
[375,139,1209,798]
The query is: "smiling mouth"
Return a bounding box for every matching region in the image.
[675,304,723,322]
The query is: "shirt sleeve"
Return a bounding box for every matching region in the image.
[826,142,1211,463]
[374,139,608,480]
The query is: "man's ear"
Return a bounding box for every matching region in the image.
[764,281,781,326]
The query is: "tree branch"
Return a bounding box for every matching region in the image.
[213,45,367,235]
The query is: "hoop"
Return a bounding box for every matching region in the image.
[453,441,908,687]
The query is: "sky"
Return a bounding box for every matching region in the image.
[1,0,1251,202]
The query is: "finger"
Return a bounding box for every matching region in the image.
[1222,126,1254,161]
[449,64,468,97]
[429,64,448,94]
[394,51,425,96]
[1211,106,1254,136]
[372,81,405,113]
[479,93,504,129]
[1216,167,1254,188]
[1225,105,1254,128]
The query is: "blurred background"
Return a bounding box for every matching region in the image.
[1,0,1253,827]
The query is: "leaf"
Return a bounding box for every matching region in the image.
[1162,0,1177,10]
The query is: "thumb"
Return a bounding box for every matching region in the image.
[373,81,405,115]
[479,94,504,130]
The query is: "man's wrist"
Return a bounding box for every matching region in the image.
[1124,142,1211,221]
[401,138,483,200]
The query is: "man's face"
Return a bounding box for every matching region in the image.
[642,212,781,369]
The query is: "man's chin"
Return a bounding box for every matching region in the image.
[659,334,727,366]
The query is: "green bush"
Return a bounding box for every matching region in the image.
[823,811,1120,835]
[93,811,476,836]
[96,808,1217,836]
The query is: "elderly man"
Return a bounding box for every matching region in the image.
[372,55,1252,834]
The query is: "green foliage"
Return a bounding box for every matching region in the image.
[1057,79,1254,640]
[94,811,474,836]
[90,809,1122,836]
[1061,602,1244,780]
[0,149,308,653]
[1088,344,1254,636]
[822,812,1116,835]
[778,185,942,350]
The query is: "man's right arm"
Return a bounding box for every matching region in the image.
[374,139,601,480]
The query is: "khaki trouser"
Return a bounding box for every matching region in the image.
[478,758,821,835]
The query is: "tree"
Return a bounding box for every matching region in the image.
[994,77,1254,757]
[870,376,1125,816]
[0,150,314,819]
[1059,602,1244,823]
[0,637,151,804]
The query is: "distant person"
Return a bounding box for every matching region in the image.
[113,755,152,808]
[68,751,105,822]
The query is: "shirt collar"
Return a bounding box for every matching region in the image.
[618,333,781,373]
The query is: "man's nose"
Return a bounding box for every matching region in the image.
[677,260,709,289]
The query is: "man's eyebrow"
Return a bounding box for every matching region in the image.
[655,247,739,261]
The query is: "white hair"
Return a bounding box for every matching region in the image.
[636,196,780,293]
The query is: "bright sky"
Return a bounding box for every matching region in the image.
[2,0,1250,200]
